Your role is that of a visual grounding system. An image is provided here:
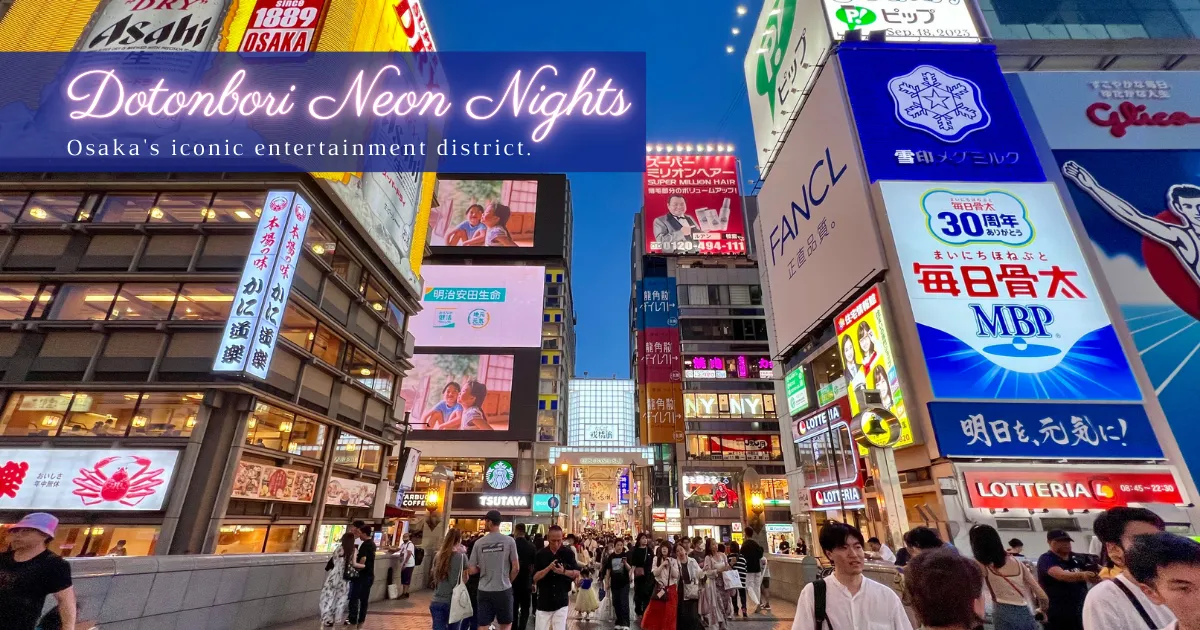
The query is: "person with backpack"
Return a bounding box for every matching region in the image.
[790,522,912,630]
[398,532,417,599]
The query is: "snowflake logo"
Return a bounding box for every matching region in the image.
[887,64,991,143]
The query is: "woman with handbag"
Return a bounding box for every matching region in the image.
[699,538,733,630]
[676,540,702,629]
[640,542,680,630]
[318,533,357,626]
[969,524,1048,630]
[430,528,470,630]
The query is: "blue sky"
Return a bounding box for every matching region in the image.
[424,0,761,378]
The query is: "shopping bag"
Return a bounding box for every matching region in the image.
[597,591,614,622]
[387,584,399,599]
[449,582,473,623]
[721,569,742,590]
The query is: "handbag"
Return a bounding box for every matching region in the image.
[682,560,699,601]
[449,557,473,624]
[721,569,742,590]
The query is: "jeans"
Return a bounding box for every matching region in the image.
[347,576,373,625]
[731,588,747,615]
[612,584,630,627]
[991,603,1039,630]
[431,601,466,630]
[513,586,533,629]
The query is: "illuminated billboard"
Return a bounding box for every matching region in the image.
[409,265,546,347]
[430,179,538,247]
[402,353,514,431]
[835,286,915,448]
[644,155,746,255]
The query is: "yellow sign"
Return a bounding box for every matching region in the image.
[834,286,914,450]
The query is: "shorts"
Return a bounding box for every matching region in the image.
[477,588,514,625]
[400,566,414,585]
[761,577,770,588]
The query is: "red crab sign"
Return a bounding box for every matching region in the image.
[0,449,180,511]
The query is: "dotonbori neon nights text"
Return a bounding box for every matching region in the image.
[65,63,632,142]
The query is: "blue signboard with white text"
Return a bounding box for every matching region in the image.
[838,43,1044,183]
[928,401,1162,459]
[638,277,679,330]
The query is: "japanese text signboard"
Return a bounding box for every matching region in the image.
[823,0,979,43]
[964,469,1184,510]
[636,278,679,330]
[644,155,746,256]
[928,402,1163,459]
[884,180,1141,400]
[637,328,682,383]
[0,448,179,511]
[238,0,330,55]
[214,190,314,380]
[838,43,1044,183]
[791,397,851,442]
[834,286,915,448]
[640,382,684,444]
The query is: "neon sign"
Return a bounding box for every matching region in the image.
[685,355,774,380]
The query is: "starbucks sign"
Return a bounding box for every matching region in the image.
[743,0,831,175]
[485,459,516,491]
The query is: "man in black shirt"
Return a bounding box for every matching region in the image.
[599,537,632,629]
[740,526,767,614]
[512,523,537,630]
[348,523,377,630]
[1037,529,1097,630]
[532,525,579,630]
[0,513,75,630]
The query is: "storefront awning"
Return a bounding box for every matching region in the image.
[384,504,414,519]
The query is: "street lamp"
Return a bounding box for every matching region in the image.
[749,492,765,531]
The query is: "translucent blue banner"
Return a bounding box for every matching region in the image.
[0,52,646,172]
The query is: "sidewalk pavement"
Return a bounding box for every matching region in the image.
[265,589,798,630]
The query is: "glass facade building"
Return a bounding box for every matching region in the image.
[567,378,636,447]
[982,0,1200,40]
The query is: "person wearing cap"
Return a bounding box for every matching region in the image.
[1038,529,1098,630]
[468,510,519,630]
[0,512,76,630]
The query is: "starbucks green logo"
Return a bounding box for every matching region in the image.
[753,0,798,121]
[485,460,514,490]
[835,6,877,29]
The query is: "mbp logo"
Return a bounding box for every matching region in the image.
[970,303,1060,358]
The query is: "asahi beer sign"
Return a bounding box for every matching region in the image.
[80,0,228,51]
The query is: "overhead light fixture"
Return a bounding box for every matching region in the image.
[27,208,47,220]
[185,415,197,428]
[727,144,735,152]
[654,144,664,152]
[278,420,293,432]
[706,144,715,152]
[234,210,252,220]
[736,4,747,15]
[674,143,684,152]
[645,144,653,152]
[149,207,164,219]
[685,144,694,152]
[725,45,735,54]
[717,144,726,152]
[731,27,740,35]
[665,145,673,152]
[132,415,148,428]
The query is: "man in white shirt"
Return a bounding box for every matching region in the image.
[1128,533,1200,630]
[398,532,416,599]
[791,522,912,630]
[867,537,897,564]
[1083,507,1175,630]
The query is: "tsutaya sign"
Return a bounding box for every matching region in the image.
[214,190,313,380]
[478,494,530,508]
[964,470,1185,510]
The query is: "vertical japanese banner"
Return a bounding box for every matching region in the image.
[639,328,682,382]
[642,382,685,444]
[834,286,915,449]
[643,155,746,255]
[214,190,312,379]
[881,180,1140,400]
[637,276,683,444]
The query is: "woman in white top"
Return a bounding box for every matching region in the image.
[969,525,1047,630]
[699,538,732,630]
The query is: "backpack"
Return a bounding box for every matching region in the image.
[414,546,426,565]
[814,579,832,630]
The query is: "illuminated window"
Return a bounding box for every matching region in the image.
[246,403,296,451]
[110,283,180,320]
[95,193,156,223]
[46,284,119,321]
[172,284,235,320]
[45,525,161,558]
[359,441,382,472]
[129,392,201,437]
[311,325,344,365]
[386,301,405,333]
[208,192,267,223]
[333,434,364,467]
[214,525,267,554]
[361,276,387,315]
[373,369,395,399]
[331,250,361,286]
[303,219,336,264]
[263,525,307,553]
[0,391,202,438]
[0,283,42,320]
[19,193,84,222]
[279,304,318,349]
[345,347,377,390]
[0,392,76,436]
[286,417,327,458]
[59,392,139,437]
[0,193,26,223]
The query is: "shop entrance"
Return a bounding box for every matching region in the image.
[688,524,719,541]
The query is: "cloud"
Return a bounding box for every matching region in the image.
[1091,245,1173,306]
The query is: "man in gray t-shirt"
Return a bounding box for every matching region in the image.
[468,510,519,630]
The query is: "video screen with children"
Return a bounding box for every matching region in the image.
[401,353,514,431]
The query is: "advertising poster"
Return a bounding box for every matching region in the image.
[834,286,914,448]
[0,449,179,511]
[756,58,882,355]
[684,355,773,380]
[430,178,538,247]
[837,43,1044,183]
[401,353,514,431]
[744,0,832,173]
[640,382,684,444]
[707,435,777,461]
[1015,70,1200,475]
[79,0,228,52]
[636,328,682,383]
[637,278,679,329]
[644,155,746,255]
[238,0,330,54]
[682,472,740,508]
[927,401,1162,460]
[883,180,1141,400]
[785,365,810,416]
[231,460,318,503]
[409,265,546,347]
[964,469,1184,510]
[823,0,979,42]
[324,477,375,508]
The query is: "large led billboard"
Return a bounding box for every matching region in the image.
[644,155,746,255]
[409,265,546,347]
[428,174,568,257]
[403,353,514,431]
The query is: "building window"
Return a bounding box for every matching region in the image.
[246,402,327,457]
[345,346,377,390]
[129,392,203,437]
[95,193,156,223]
[386,301,405,333]
[171,284,235,321]
[45,284,118,320]
[280,305,318,349]
[110,283,180,320]
[0,193,26,223]
[332,433,385,471]
[208,192,267,224]
[312,324,345,365]
[361,276,388,315]
[810,342,850,408]
[304,218,337,264]
[749,285,763,305]
[214,523,306,554]
[331,250,361,287]
[19,193,85,222]
[0,391,199,438]
[0,284,42,320]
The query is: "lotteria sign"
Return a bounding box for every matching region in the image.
[964,470,1184,510]
[791,397,851,442]
[809,484,865,510]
